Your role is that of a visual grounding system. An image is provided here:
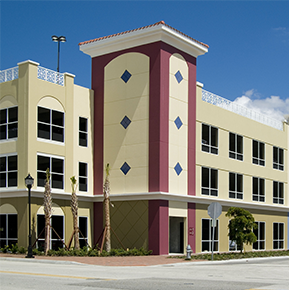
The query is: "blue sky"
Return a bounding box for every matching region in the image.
[1,1,289,118]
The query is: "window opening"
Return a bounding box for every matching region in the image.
[202,124,218,154]
[252,140,265,166]
[229,172,243,199]
[37,107,64,142]
[252,177,265,202]
[202,167,218,196]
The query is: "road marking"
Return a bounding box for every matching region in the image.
[0,270,113,280]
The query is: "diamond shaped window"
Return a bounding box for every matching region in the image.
[174,116,183,129]
[120,116,131,129]
[174,70,183,83]
[174,162,183,176]
[120,162,131,175]
[121,70,132,83]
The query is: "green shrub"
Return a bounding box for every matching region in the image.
[10,244,18,254]
[32,248,44,255]
[87,248,99,256]
[170,249,289,261]
[18,246,26,254]
[1,245,10,253]
[0,245,151,257]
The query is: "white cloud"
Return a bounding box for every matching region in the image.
[233,89,289,122]
[272,27,289,44]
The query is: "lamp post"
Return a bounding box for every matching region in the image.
[51,35,66,73]
[25,174,34,258]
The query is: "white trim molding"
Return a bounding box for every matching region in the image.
[80,24,208,58]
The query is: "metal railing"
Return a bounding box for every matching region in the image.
[37,66,64,86]
[0,67,19,83]
[0,65,64,86]
[202,89,283,131]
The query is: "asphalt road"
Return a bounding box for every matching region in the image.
[1,257,289,290]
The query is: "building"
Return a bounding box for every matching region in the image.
[0,60,94,249]
[1,21,288,254]
[79,21,289,254]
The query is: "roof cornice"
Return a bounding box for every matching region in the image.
[79,21,208,58]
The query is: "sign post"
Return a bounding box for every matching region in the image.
[207,202,222,261]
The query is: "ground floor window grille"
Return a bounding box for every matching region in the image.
[273,223,284,250]
[228,220,241,251]
[0,214,17,247]
[79,216,88,248]
[201,218,218,252]
[253,221,265,250]
[37,214,64,250]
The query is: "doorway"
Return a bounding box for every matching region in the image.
[169,217,184,254]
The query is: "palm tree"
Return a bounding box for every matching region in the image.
[43,168,52,255]
[70,176,80,249]
[103,163,111,252]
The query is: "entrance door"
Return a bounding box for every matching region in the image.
[169,217,184,254]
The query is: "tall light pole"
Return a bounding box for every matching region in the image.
[25,174,34,258]
[51,35,66,72]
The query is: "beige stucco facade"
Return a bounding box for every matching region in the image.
[103,52,149,194]
[0,60,94,249]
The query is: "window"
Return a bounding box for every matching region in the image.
[79,117,88,147]
[37,155,64,189]
[273,181,284,204]
[252,140,265,166]
[273,147,284,171]
[228,220,241,251]
[79,162,87,192]
[202,167,218,196]
[37,215,64,250]
[0,155,17,187]
[273,223,284,250]
[253,222,265,250]
[202,124,218,154]
[0,107,18,140]
[229,172,243,199]
[37,107,64,142]
[0,214,17,247]
[202,219,219,252]
[79,216,88,248]
[229,133,243,161]
[252,177,265,202]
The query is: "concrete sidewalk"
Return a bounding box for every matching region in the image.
[0,253,194,266]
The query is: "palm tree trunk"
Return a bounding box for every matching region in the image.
[70,177,79,250]
[72,201,80,249]
[44,220,50,255]
[44,169,52,255]
[104,197,111,252]
[103,164,111,252]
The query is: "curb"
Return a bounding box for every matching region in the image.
[161,255,289,267]
[1,255,288,267]
[0,257,85,266]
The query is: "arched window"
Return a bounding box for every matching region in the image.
[0,204,18,247]
[36,203,65,250]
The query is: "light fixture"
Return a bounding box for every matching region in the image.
[51,35,66,72]
[25,174,34,258]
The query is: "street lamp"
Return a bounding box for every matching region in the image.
[51,35,66,73]
[25,174,34,258]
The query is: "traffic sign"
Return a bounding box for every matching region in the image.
[208,202,222,220]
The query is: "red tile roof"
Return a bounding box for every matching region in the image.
[78,21,209,48]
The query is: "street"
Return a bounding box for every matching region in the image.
[1,257,289,290]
